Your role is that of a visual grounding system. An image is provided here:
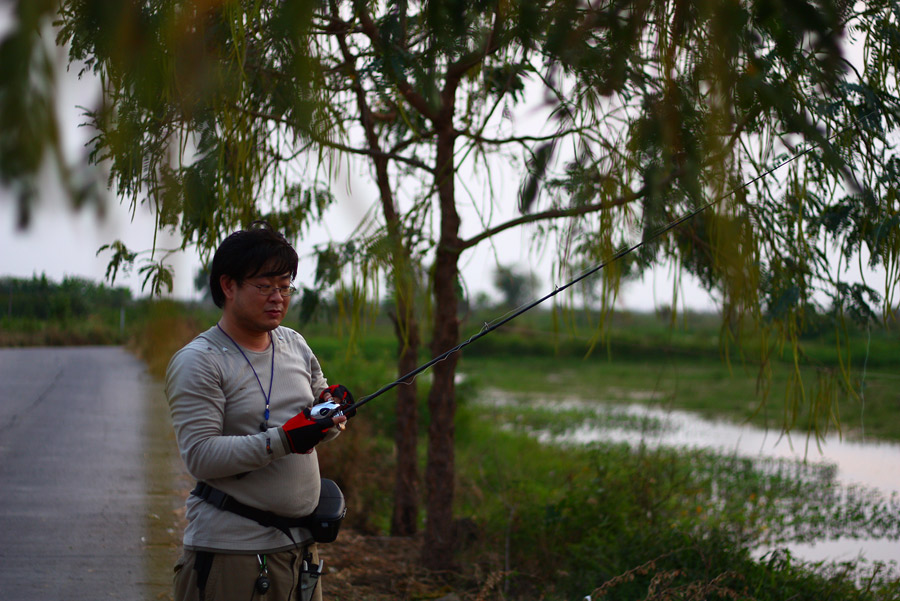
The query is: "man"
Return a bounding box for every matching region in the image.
[166,221,352,601]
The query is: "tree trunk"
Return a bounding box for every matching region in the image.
[423,256,460,569]
[391,302,420,536]
[422,117,461,570]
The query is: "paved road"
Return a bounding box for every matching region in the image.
[0,347,185,600]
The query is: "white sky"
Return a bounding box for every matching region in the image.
[0,24,719,312]
[0,16,887,315]
[1,171,714,311]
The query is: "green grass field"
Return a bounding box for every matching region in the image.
[430,305,898,443]
[455,353,900,443]
[4,288,896,442]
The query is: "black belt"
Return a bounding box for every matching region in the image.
[191,481,311,541]
[191,479,346,544]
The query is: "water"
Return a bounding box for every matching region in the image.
[485,391,900,569]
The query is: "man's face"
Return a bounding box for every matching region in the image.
[222,271,293,334]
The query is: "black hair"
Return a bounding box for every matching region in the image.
[209,220,299,308]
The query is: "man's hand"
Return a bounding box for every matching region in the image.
[318,384,356,418]
[281,408,334,454]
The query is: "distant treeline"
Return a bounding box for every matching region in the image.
[1,275,132,321]
[0,275,142,346]
[2,275,896,371]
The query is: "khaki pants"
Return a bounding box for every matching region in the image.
[173,545,323,601]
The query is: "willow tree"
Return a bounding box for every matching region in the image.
[3,0,899,569]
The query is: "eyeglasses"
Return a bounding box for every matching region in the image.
[249,284,298,297]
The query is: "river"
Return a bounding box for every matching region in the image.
[485,391,900,570]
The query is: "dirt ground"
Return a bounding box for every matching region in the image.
[318,529,451,600]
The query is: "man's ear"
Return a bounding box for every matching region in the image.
[220,275,238,302]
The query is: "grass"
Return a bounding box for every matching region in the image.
[456,353,900,443]
[450,302,900,445]
[453,407,900,599]
[441,313,900,598]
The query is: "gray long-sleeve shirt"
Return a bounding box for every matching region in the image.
[166,325,332,553]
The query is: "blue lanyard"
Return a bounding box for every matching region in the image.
[216,324,275,432]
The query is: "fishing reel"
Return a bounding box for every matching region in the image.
[304,385,356,433]
[309,400,353,431]
[309,400,344,421]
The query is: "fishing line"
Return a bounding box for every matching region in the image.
[859,322,871,441]
[343,117,868,415]
[857,215,889,442]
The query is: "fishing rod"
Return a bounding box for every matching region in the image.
[313,122,850,421]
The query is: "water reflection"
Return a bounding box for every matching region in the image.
[487,391,900,568]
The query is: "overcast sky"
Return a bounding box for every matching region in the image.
[0,20,723,313]
[11,12,888,315]
[2,20,888,317]
[0,41,880,315]
[1,172,716,311]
